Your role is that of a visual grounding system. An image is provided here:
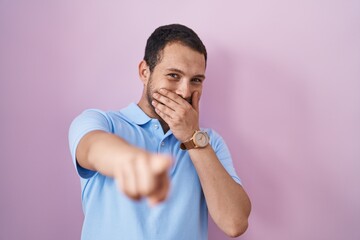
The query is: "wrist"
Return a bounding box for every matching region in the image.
[180,130,209,150]
[181,129,199,143]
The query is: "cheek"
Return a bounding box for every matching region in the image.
[160,79,179,91]
[149,75,173,90]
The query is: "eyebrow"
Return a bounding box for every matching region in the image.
[166,68,206,79]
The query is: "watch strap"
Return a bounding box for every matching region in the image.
[180,140,196,150]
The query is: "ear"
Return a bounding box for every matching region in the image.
[138,60,150,85]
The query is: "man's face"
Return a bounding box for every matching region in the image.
[144,42,206,117]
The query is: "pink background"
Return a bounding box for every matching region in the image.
[1,1,359,239]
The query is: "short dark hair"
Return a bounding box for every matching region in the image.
[144,24,207,72]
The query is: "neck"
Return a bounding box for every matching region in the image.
[159,120,170,133]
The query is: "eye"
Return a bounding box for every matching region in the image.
[191,78,203,84]
[167,73,179,79]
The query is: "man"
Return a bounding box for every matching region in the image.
[69,24,251,240]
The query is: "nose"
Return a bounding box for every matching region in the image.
[175,81,191,100]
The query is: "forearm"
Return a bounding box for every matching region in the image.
[76,130,140,177]
[188,145,251,237]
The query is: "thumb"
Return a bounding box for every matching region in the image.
[192,91,200,112]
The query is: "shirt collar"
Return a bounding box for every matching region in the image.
[120,102,152,125]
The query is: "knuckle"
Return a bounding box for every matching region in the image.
[140,180,154,196]
[138,186,151,196]
[164,98,171,104]
[123,188,140,200]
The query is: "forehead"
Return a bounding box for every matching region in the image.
[155,42,206,74]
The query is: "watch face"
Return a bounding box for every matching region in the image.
[194,132,209,147]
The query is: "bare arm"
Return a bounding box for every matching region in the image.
[152,88,251,237]
[188,146,251,237]
[76,130,172,205]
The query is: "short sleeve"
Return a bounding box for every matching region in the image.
[208,129,242,185]
[68,109,113,179]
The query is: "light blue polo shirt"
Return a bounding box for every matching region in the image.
[68,103,241,240]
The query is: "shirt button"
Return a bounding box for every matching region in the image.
[161,141,165,147]
[154,124,159,129]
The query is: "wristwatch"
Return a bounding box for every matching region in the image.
[180,130,210,150]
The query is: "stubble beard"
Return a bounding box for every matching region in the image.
[146,76,163,120]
